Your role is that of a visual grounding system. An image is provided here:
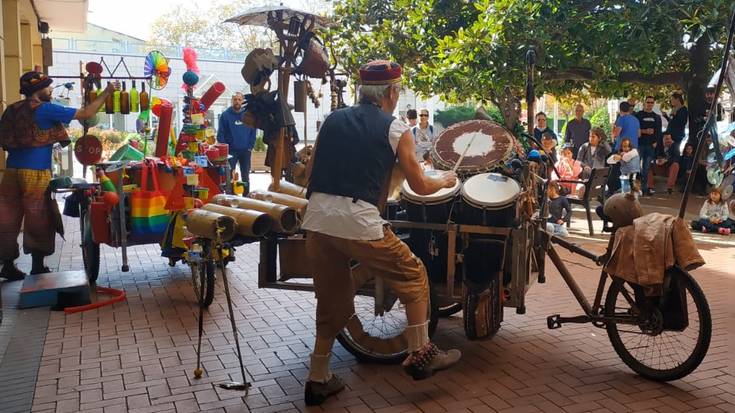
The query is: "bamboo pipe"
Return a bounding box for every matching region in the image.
[201,204,273,237]
[249,190,308,218]
[212,194,299,233]
[268,179,307,198]
[184,209,236,241]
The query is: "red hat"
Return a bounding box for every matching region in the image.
[359,60,402,85]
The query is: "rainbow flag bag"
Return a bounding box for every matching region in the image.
[130,160,169,243]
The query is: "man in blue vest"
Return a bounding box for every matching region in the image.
[302,60,461,405]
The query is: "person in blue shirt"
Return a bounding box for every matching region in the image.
[217,92,256,191]
[0,71,113,280]
[613,101,640,151]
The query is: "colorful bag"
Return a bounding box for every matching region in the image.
[159,211,187,258]
[130,160,169,243]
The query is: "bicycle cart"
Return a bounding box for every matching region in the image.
[67,159,232,307]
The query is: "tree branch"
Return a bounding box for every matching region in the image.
[546,68,686,86]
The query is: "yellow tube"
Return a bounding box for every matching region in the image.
[201,204,273,237]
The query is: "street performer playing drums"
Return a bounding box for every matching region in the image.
[302,60,461,406]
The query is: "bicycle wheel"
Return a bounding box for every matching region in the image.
[337,270,439,364]
[191,260,215,307]
[605,267,711,381]
[80,208,100,283]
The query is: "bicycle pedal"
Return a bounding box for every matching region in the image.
[547,314,562,329]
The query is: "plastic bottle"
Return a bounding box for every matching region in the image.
[129,80,139,112]
[104,82,115,114]
[96,169,117,192]
[120,81,130,114]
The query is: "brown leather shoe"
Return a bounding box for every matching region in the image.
[304,374,345,406]
[403,342,461,380]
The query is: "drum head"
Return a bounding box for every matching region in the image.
[707,166,723,186]
[432,120,517,175]
[401,170,461,204]
[462,173,521,208]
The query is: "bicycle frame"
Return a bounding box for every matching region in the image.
[539,228,642,328]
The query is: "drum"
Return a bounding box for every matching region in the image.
[432,120,520,176]
[401,171,461,223]
[461,173,521,227]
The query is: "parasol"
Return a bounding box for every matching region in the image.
[224,5,331,28]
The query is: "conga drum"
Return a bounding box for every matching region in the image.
[432,120,520,177]
[401,171,461,285]
[461,172,521,227]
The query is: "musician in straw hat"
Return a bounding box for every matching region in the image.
[302,60,460,405]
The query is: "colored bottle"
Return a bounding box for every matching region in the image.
[96,169,117,192]
[139,82,150,111]
[120,81,130,114]
[86,88,96,106]
[104,82,114,114]
[129,80,139,112]
[113,82,121,113]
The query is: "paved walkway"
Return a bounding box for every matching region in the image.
[0,175,733,413]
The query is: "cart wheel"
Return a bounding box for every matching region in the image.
[191,260,215,307]
[336,267,438,364]
[605,267,711,381]
[80,208,100,284]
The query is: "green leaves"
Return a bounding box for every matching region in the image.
[328,0,733,127]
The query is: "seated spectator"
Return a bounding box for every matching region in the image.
[422,151,434,171]
[679,140,710,195]
[555,144,583,196]
[647,133,680,195]
[541,131,558,164]
[691,188,732,235]
[546,181,570,237]
[577,127,612,177]
[607,138,640,194]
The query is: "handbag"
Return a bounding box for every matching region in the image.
[130,160,169,243]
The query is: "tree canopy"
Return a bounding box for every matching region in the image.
[328,0,734,131]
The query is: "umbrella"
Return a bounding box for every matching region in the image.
[224,5,331,29]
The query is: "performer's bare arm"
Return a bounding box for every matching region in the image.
[74,82,115,120]
[397,130,456,195]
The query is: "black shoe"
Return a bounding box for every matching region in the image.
[304,374,345,406]
[402,343,461,381]
[1,264,26,281]
[30,266,51,275]
[646,189,655,196]
[667,188,673,195]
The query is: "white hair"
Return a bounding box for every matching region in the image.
[359,83,400,104]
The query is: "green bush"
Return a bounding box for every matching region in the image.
[589,106,612,141]
[253,132,267,152]
[434,105,476,128]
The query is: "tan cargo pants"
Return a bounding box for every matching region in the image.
[306,226,429,339]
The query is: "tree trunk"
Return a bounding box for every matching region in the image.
[686,35,711,143]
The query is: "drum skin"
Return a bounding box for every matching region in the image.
[432,120,518,176]
[461,173,521,227]
[400,174,461,223]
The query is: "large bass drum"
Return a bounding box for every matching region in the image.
[461,172,521,227]
[432,120,521,177]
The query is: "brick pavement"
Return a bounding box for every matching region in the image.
[0,178,732,413]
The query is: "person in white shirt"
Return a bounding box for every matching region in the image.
[302,60,460,406]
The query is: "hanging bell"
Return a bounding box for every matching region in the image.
[294,80,307,113]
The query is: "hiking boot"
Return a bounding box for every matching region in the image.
[304,374,345,406]
[402,342,461,381]
[0,264,26,281]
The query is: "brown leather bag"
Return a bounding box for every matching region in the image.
[295,34,329,79]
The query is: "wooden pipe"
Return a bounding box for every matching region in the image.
[212,194,299,233]
[249,190,308,218]
[201,204,273,237]
[184,209,236,241]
